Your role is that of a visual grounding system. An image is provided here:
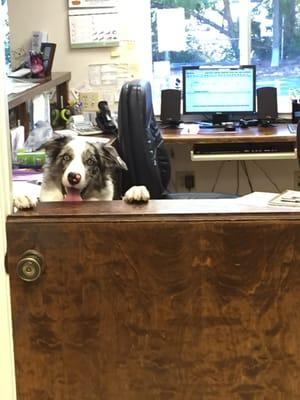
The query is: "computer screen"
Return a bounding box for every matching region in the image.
[182,65,256,118]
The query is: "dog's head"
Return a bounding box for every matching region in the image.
[39,134,127,199]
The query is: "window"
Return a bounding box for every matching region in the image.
[151,0,300,114]
[251,0,300,112]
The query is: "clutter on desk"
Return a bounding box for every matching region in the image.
[12,121,52,169]
[32,93,51,126]
[15,150,46,169]
[29,51,45,78]
[40,43,56,77]
[268,190,300,207]
[5,78,38,95]
[11,126,25,162]
[24,121,53,151]
[12,168,43,184]
[68,115,103,135]
[8,40,56,80]
[32,31,48,53]
[95,100,118,134]
[7,68,31,78]
[29,42,56,78]
[51,103,72,129]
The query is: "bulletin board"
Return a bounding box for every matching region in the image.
[68,0,119,48]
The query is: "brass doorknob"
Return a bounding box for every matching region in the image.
[17,250,44,282]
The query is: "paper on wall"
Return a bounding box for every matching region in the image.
[157,8,186,52]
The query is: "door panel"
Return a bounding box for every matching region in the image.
[7,215,300,399]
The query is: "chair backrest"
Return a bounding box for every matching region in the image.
[117,79,171,198]
[297,121,300,167]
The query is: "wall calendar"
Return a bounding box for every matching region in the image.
[68,0,119,48]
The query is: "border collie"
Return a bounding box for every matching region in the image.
[13,134,150,209]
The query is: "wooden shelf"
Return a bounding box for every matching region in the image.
[8,71,71,135]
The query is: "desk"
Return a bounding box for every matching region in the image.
[6,200,300,399]
[162,124,297,161]
[8,72,71,135]
[162,123,295,144]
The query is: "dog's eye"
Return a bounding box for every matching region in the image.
[87,158,96,166]
[63,154,71,161]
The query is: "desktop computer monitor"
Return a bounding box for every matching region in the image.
[182,65,256,124]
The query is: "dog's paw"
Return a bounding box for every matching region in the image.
[123,186,150,203]
[12,182,40,210]
[13,195,38,210]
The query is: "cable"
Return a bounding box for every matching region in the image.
[252,160,281,192]
[241,160,254,192]
[211,160,225,192]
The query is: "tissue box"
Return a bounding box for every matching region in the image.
[15,149,45,168]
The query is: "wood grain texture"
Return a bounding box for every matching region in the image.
[162,124,295,144]
[6,215,300,399]
[9,199,300,219]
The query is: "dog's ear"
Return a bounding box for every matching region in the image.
[94,143,127,170]
[37,135,72,159]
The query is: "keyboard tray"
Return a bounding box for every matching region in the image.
[191,142,297,161]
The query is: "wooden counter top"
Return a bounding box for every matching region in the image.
[8,197,300,222]
[162,123,295,144]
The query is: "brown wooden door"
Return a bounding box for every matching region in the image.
[6,202,300,399]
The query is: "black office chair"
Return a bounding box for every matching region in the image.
[117,79,237,199]
[297,121,300,167]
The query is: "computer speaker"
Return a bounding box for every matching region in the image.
[256,86,278,126]
[160,89,181,126]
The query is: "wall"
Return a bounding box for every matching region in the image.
[167,143,297,195]
[7,0,152,90]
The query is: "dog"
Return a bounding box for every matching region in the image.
[13,134,150,209]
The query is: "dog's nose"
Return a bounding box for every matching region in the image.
[68,172,81,185]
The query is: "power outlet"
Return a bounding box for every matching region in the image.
[175,171,195,191]
[79,91,101,111]
[294,169,300,190]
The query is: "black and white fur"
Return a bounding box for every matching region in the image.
[13,135,150,209]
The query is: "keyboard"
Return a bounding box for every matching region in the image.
[288,123,297,133]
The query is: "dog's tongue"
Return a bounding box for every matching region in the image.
[64,187,82,202]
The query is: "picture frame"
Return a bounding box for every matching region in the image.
[40,42,56,76]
